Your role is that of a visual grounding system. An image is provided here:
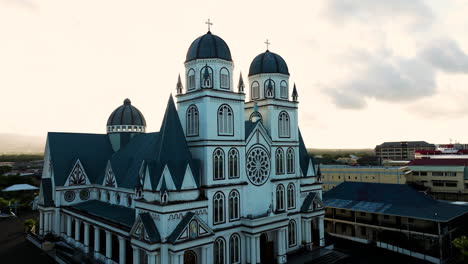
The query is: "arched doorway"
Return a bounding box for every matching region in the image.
[184,250,197,264]
[260,233,275,263]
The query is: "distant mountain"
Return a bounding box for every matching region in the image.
[0,134,45,154]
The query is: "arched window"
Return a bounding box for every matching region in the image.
[214,237,226,264]
[116,193,120,204]
[264,79,275,98]
[220,68,230,89]
[200,66,213,88]
[287,148,295,174]
[249,111,262,122]
[228,190,240,221]
[280,81,288,99]
[288,220,297,247]
[275,148,284,175]
[228,148,239,178]
[188,68,196,90]
[287,183,296,209]
[213,192,225,224]
[218,105,234,136]
[106,191,110,202]
[213,148,225,180]
[251,81,260,100]
[276,184,285,211]
[186,105,199,136]
[127,195,132,207]
[278,111,290,138]
[229,234,241,264]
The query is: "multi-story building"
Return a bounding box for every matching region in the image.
[320,165,408,191]
[405,159,468,201]
[375,141,436,161]
[324,182,468,264]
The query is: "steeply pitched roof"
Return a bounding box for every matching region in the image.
[69,200,135,228]
[139,213,161,243]
[244,121,257,139]
[323,182,468,222]
[301,192,318,213]
[168,212,196,243]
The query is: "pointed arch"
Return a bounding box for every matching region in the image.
[213,192,225,224]
[186,105,199,136]
[264,79,275,98]
[220,67,230,89]
[287,183,296,209]
[213,148,225,180]
[275,148,285,175]
[287,148,295,174]
[288,220,297,247]
[228,190,240,221]
[229,233,241,264]
[278,111,290,138]
[228,148,239,178]
[251,81,260,100]
[200,65,213,88]
[280,80,288,99]
[68,160,87,186]
[276,184,285,211]
[217,104,234,136]
[214,237,226,264]
[187,68,196,90]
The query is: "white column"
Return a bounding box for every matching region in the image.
[255,236,260,264]
[118,237,125,264]
[202,244,213,264]
[304,220,312,250]
[277,229,287,264]
[74,219,81,246]
[66,215,72,243]
[250,235,257,264]
[160,243,169,264]
[179,252,184,264]
[319,216,325,246]
[39,211,44,235]
[105,231,112,262]
[94,227,100,259]
[147,252,156,264]
[47,213,52,233]
[170,252,178,264]
[132,246,140,264]
[245,236,250,262]
[84,223,90,253]
[43,212,49,233]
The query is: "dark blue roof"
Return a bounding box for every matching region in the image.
[70,200,136,228]
[299,129,312,176]
[107,98,146,127]
[324,182,468,222]
[139,213,161,243]
[248,50,289,76]
[301,192,318,213]
[186,31,232,62]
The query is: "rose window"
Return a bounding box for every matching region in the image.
[246,146,270,186]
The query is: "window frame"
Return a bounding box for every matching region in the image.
[217,104,234,136]
[276,184,285,211]
[200,66,214,89]
[214,237,226,264]
[280,80,288,99]
[251,81,260,100]
[275,148,285,175]
[187,68,196,90]
[286,148,295,174]
[186,105,199,137]
[228,148,240,179]
[228,190,240,221]
[278,111,291,138]
[213,192,226,225]
[213,148,225,180]
[287,183,296,209]
[288,220,297,247]
[229,233,241,264]
[220,67,230,90]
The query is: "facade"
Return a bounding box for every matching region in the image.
[323,182,468,264]
[406,159,468,201]
[375,141,436,161]
[37,30,325,264]
[320,165,408,191]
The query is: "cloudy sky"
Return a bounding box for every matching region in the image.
[1,0,468,149]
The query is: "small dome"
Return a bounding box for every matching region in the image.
[248,50,289,76]
[186,31,233,62]
[107,99,146,127]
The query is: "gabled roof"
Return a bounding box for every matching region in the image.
[167,212,213,244]
[139,213,161,243]
[323,182,468,222]
[376,141,435,148]
[301,192,318,213]
[69,200,135,228]
[244,121,258,140]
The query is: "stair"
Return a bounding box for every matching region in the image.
[307,251,349,264]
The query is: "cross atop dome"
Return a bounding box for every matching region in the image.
[205,19,213,32]
[265,39,270,50]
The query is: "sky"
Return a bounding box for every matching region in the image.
[1,0,468,149]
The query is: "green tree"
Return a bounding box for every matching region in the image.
[453,236,468,262]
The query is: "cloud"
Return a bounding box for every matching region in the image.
[421,39,468,73]
[0,0,38,11]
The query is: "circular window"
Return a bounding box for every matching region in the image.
[79,189,90,200]
[64,191,76,202]
[246,146,271,186]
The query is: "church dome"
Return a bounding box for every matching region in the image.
[248,50,289,76]
[107,99,146,133]
[185,31,233,62]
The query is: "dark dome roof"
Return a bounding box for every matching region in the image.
[107,99,146,127]
[185,31,232,62]
[248,50,289,76]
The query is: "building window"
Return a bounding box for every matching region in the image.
[432,172,444,177]
[214,237,226,264]
[220,68,230,89]
[287,183,295,209]
[288,220,297,247]
[276,184,285,211]
[278,111,290,138]
[188,68,196,90]
[200,66,213,88]
[420,172,428,176]
[127,195,132,207]
[228,190,240,221]
[218,104,234,136]
[251,81,260,100]
[275,148,285,175]
[229,234,241,264]
[280,81,288,99]
[186,105,199,136]
[213,192,225,224]
[286,148,295,174]
[228,148,239,178]
[446,181,457,187]
[446,172,457,177]
[116,193,120,204]
[264,79,275,98]
[213,148,225,180]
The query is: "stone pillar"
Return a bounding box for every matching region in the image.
[105,231,112,262]
[319,216,325,246]
[160,243,169,264]
[94,227,100,259]
[245,236,250,262]
[66,215,72,243]
[39,211,44,235]
[74,219,81,246]
[256,236,260,264]
[147,252,157,264]
[84,222,90,253]
[118,237,126,264]
[179,252,184,264]
[277,228,287,264]
[304,220,312,250]
[250,235,257,264]
[132,246,140,264]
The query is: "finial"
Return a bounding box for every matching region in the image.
[124,98,131,105]
[292,83,298,101]
[176,73,183,94]
[238,72,245,93]
[265,39,270,50]
[205,18,213,32]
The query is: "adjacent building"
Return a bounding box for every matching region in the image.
[375,141,436,161]
[324,182,468,264]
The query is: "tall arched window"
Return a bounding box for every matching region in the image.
[188,68,196,90]
[278,111,290,138]
[186,105,199,136]
[200,66,213,88]
[214,237,226,264]
[229,234,241,264]
[280,81,288,99]
[218,105,234,136]
[251,81,260,100]
[213,148,225,180]
[220,68,230,89]
[213,192,225,224]
[287,183,296,209]
[228,148,239,178]
[288,220,297,247]
[287,148,295,174]
[228,190,240,221]
[276,184,285,211]
[264,79,275,98]
[275,148,284,175]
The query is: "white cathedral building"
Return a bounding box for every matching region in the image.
[37,28,325,264]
